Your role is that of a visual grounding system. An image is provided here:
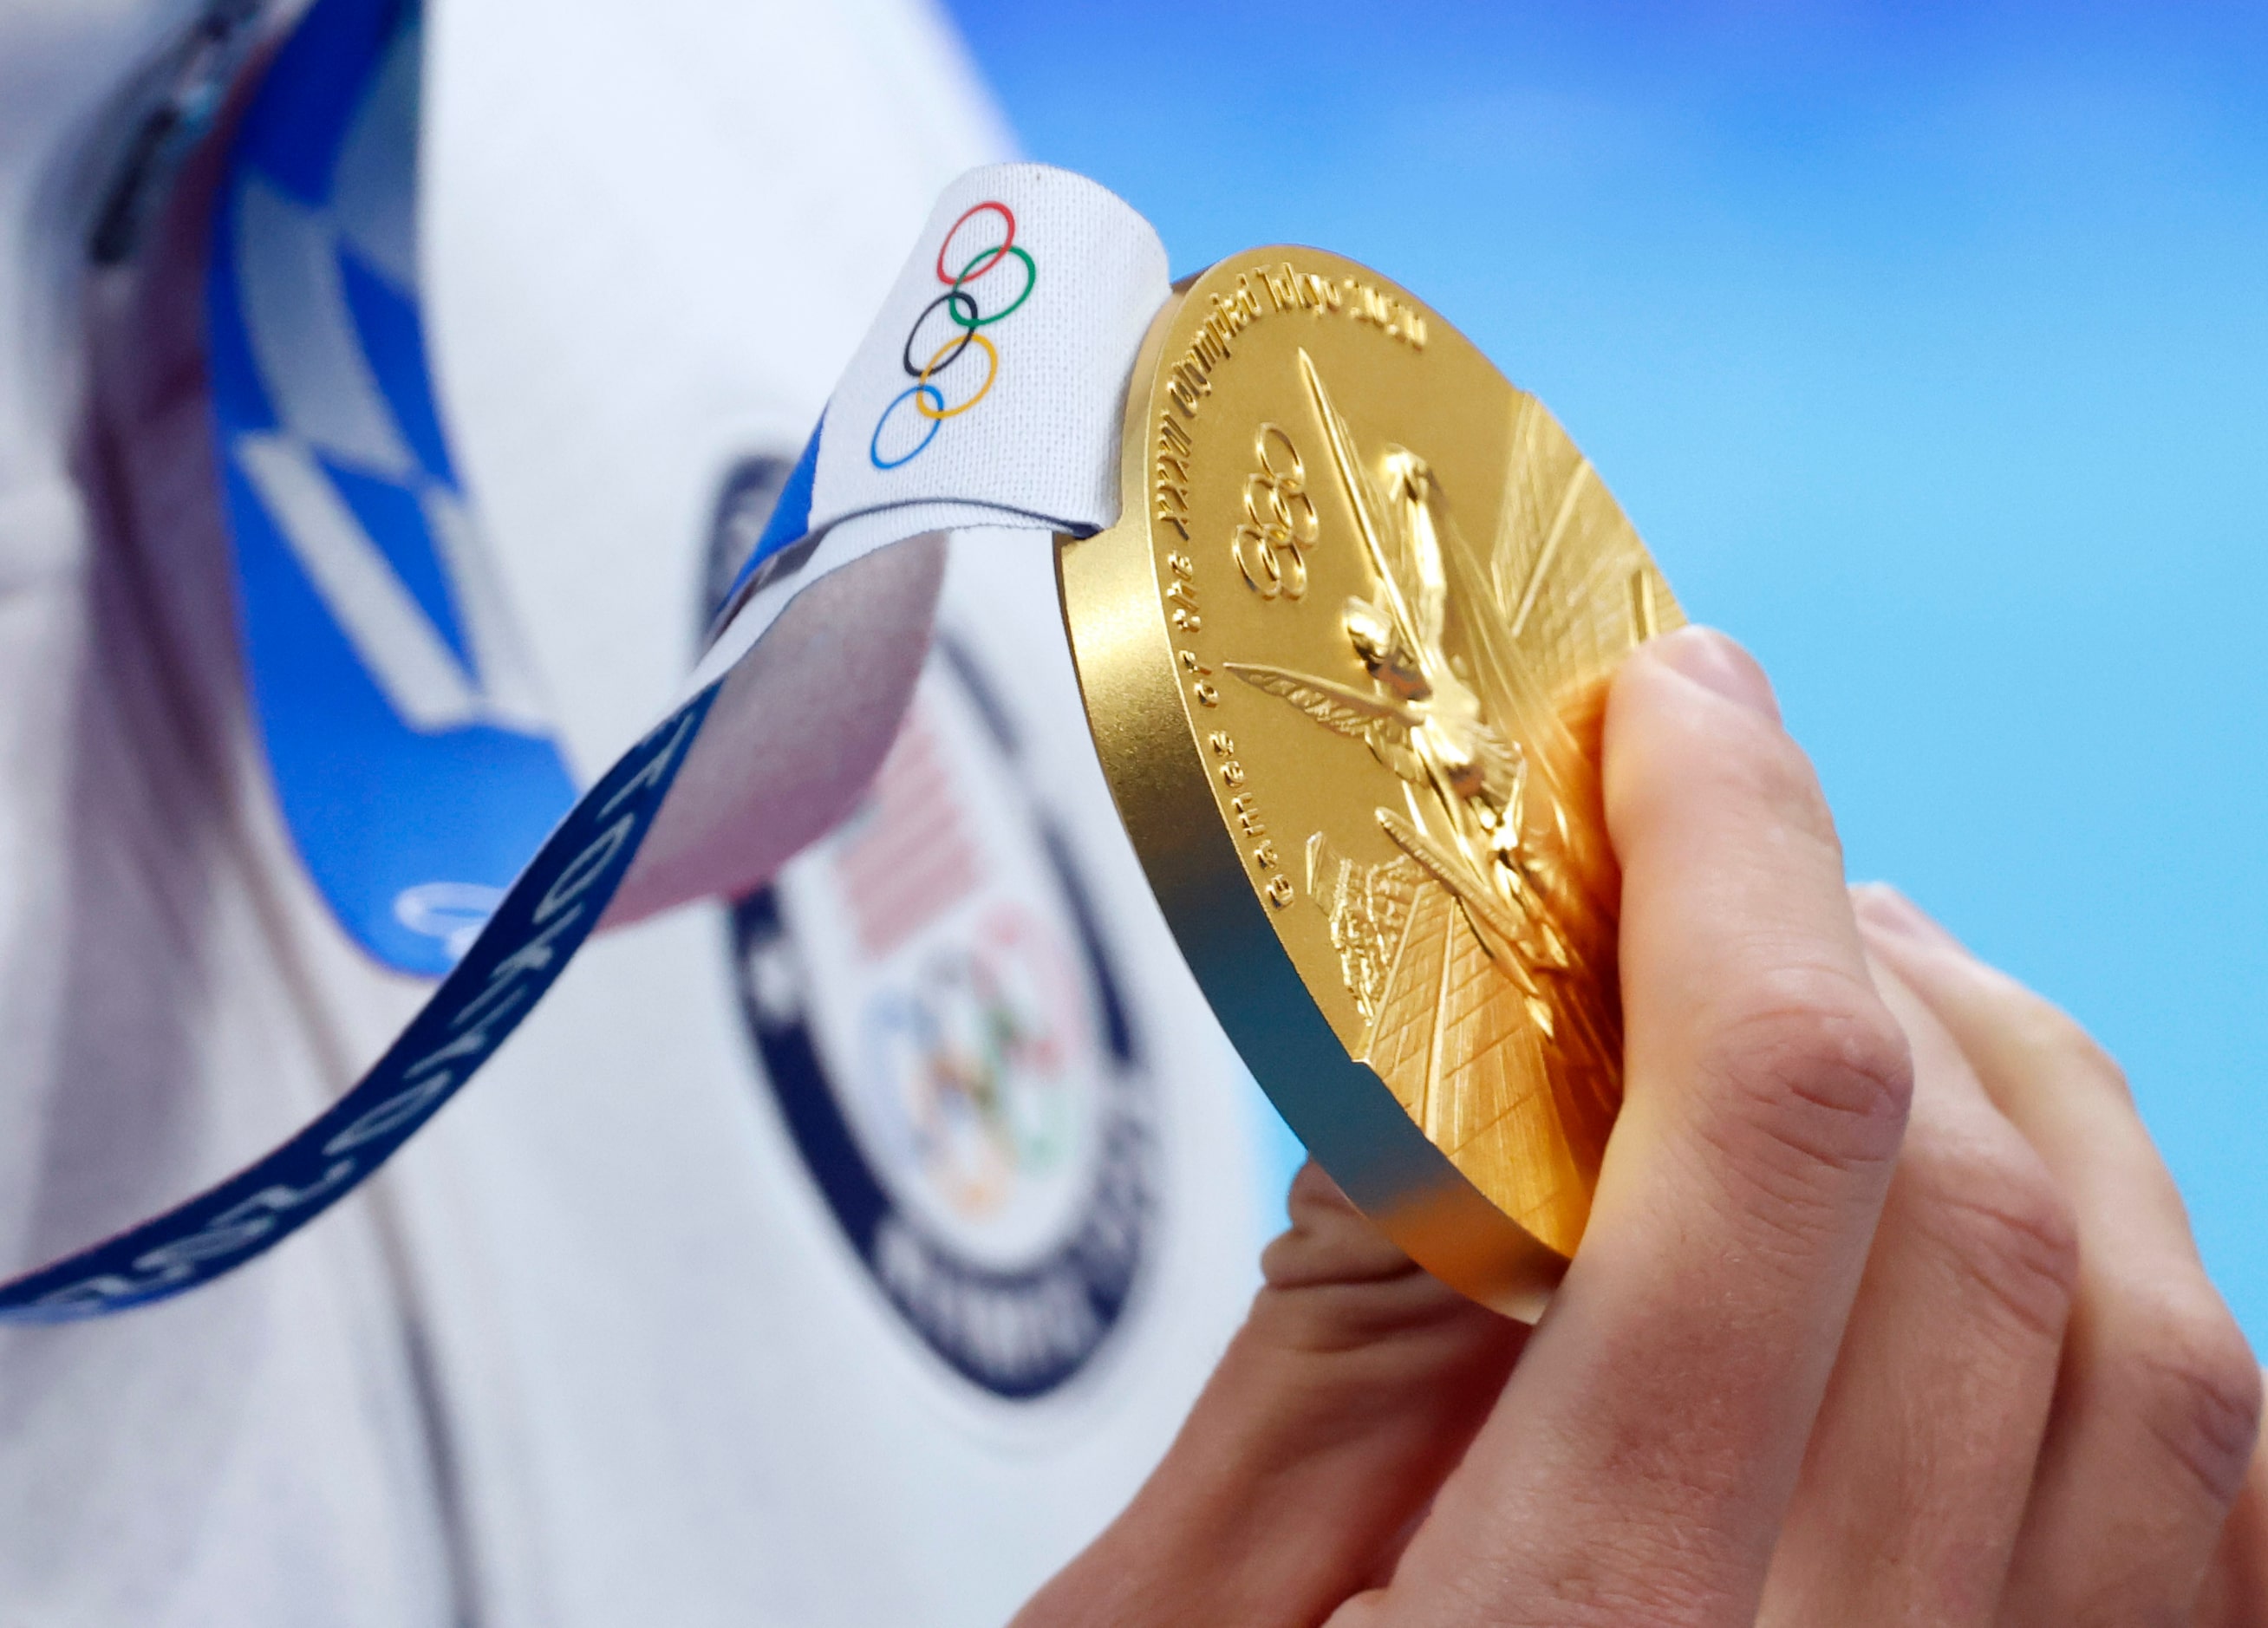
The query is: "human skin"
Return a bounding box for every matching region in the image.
[1015,626,2266,1627]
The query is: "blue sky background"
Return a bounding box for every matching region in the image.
[944,1,2268,1336]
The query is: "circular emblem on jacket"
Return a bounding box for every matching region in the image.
[728,632,1153,1398]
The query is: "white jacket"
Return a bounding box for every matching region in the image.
[0,1,1290,1621]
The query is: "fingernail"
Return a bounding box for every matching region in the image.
[1653,626,1782,722]
[1853,883,1961,952]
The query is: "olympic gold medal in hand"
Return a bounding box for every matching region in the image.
[1059,249,1680,1319]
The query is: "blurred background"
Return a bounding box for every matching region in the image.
[943,0,2268,1336]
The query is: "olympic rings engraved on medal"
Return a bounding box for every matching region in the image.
[870,201,1038,470]
[1233,423,1319,600]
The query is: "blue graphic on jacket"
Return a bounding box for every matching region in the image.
[206,0,577,976]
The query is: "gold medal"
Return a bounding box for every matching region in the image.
[1059,249,1681,1319]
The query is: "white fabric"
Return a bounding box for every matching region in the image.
[0,1,1284,1623]
[616,165,1165,923]
[808,164,1169,539]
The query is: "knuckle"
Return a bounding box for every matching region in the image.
[1998,987,2133,1104]
[1900,1136,2080,1340]
[1612,681,1836,854]
[2044,1027,2133,1110]
[1698,967,1913,1190]
[1261,1166,1418,1295]
[1698,720,1841,847]
[2112,1283,2264,1505]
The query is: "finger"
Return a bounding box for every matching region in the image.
[1856,887,2263,1627]
[2196,1422,2268,1627]
[1759,944,2077,1625]
[1013,1162,1524,1628]
[1355,628,1913,1626]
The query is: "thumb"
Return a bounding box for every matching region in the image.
[1013,1162,1523,1628]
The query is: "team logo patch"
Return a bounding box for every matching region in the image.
[728,635,1152,1399]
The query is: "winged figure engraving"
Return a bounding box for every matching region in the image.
[1218,664,1429,785]
[1228,349,1677,1254]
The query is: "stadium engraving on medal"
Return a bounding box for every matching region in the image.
[1060,248,1680,1318]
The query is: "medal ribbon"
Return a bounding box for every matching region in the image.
[0,0,1167,1321]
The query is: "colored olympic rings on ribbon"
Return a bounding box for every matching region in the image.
[915,331,997,420]
[935,199,1013,283]
[948,247,1034,327]
[870,385,948,468]
[902,290,980,376]
[870,202,1035,469]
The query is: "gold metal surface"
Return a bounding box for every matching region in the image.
[1059,249,1679,1317]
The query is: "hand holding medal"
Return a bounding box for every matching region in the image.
[1013,183,2264,1628]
